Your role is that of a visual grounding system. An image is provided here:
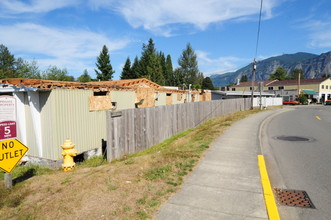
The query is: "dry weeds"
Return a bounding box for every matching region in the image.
[0,108,267,220]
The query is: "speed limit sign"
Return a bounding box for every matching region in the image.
[0,96,17,140]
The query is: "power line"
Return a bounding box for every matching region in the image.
[255,0,264,59]
[251,0,263,109]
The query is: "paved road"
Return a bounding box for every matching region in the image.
[261,106,331,220]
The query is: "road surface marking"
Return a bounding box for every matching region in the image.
[316,116,321,120]
[258,155,280,220]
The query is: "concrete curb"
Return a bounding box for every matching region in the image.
[258,155,280,220]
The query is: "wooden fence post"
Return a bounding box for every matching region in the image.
[5,173,13,188]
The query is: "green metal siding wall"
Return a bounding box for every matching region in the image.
[40,89,106,160]
[109,91,135,110]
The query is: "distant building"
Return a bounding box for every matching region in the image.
[228,78,331,103]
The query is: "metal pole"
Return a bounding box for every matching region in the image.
[5,173,13,188]
[251,59,257,109]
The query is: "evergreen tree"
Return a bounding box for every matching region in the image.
[147,52,165,85]
[130,56,141,79]
[120,57,133,79]
[173,68,185,87]
[77,69,92,82]
[202,77,214,90]
[240,75,248,82]
[0,44,16,78]
[140,38,156,78]
[165,54,174,86]
[289,68,304,80]
[269,67,289,81]
[177,43,200,87]
[139,38,165,85]
[95,45,114,81]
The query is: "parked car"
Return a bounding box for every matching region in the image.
[325,100,331,105]
[283,100,299,105]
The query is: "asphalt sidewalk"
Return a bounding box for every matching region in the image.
[156,110,279,220]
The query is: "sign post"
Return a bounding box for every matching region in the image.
[0,96,29,188]
[4,173,12,188]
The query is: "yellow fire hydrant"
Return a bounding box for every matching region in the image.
[61,139,77,172]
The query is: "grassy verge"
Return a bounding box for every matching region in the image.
[0,107,274,219]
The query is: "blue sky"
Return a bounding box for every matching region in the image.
[0,0,330,80]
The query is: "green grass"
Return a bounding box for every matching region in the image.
[0,164,52,181]
[61,178,71,184]
[79,155,107,167]
[108,184,118,191]
[145,165,172,180]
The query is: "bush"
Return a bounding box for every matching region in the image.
[298,95,308,105]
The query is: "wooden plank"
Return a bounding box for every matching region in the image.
[113,117,119,159]
[142,108,147,150]
[129,109,135,154]
[106,111,112,161]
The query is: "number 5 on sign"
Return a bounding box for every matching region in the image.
[4,126,10,135]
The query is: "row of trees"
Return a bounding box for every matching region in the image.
[0,41,215,90]
[118,38,214,89]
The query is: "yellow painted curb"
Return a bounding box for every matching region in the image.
[258,155,280,220]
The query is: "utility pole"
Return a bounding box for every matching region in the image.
[251,59,257,109]
[259,81,263,110]
[297,73,301,100]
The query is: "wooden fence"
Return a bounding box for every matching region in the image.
[106,98,251,161]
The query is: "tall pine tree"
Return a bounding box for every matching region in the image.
[121,57,132,79]
[95,45,114,81]
[139,38,165,85]
[165,54,174,86]
[131,56,141,79]
[178,43,200,87]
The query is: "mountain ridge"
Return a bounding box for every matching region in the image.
[210,51,331,87]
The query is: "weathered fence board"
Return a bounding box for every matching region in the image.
[106,98,252,161]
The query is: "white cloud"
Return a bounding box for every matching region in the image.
[0,0,79,14]
[304,20,331,48]
[88,0,281,36]
[0,23,130,75]
[196,50,250,75]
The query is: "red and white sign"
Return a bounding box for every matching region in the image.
[0,96,17,140]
